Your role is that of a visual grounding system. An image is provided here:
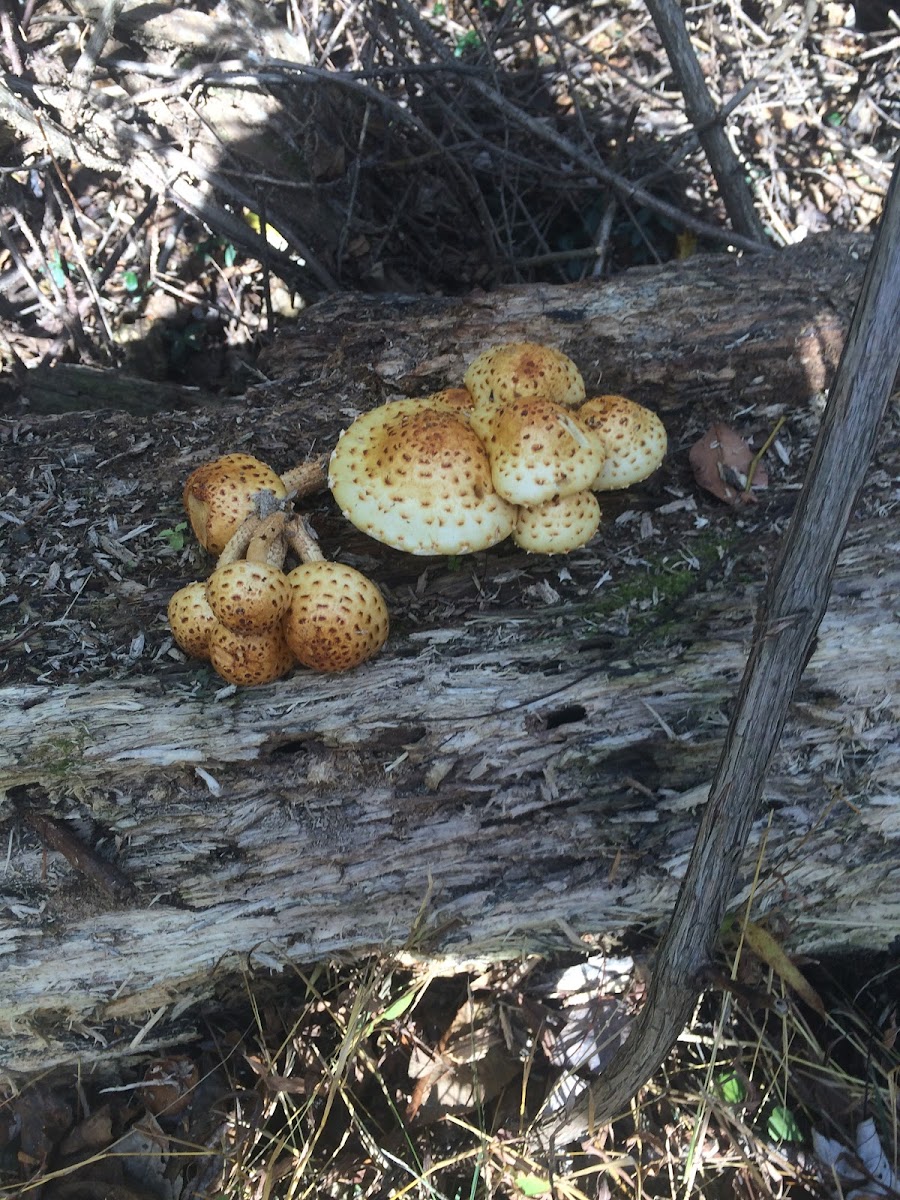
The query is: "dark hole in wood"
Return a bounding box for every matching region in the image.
[545,704,587,729]
[268,738,314,756]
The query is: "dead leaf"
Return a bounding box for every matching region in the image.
[689,423,769,505]
[244,1054,308,1095]
[14,1083,74,1168]
[407,994,519,1124]
[58,1104,114,1156]
[141,1055,199,1117]
[742,921,826,1016]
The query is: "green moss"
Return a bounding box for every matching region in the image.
[37,734,87,778]
[578,529,739,632]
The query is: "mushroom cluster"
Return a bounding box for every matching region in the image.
[167,453,389,686]
[329,343,667,556]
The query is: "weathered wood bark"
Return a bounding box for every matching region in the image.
[1,232,898,1074]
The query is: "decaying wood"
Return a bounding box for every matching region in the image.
[1,233,898,1075]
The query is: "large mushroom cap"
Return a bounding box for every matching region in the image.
[328,397,517,555]
[479,396,606,507]
[513,490,602,554]
[183,453,287,556]
[579,395,668,491]
[284,561,390,672]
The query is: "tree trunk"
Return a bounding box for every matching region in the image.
[1,232,898,1073]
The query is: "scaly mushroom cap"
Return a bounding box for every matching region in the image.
[208,623,295,686]
[328,397,517,555]
[513,490,602,554]
[579,395,668,491]
[205,560,292,634]
[167,581,218,660]
[284,561,390,672]
[478,396,607,507]
[464,343,586,414]
[425,387,475,415]
[183,453,287,555]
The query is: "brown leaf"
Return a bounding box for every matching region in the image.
[406,994,519,1125]
[243,1054,308,1096]
[58,1104,114,1156]
[140,1056,199,1116]
[689,423,769,505]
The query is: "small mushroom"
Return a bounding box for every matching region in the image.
[167,581,218,659]
[183,453,287,556]
[283,561,390,672]
[208,622,296,687]
[513,490,602,554]
[205,560,292,634]
[328,396,517,555]
[463,342,585,414]
[478,396,606,507]
[579,395,668,491]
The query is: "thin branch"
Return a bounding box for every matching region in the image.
[65,0,124,127]
[542,152,900,1144]
[393,0,772,256]
[644,0,768,243]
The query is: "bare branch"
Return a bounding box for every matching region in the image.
[543,153,900,1144]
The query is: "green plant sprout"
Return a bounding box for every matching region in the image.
[157,521,189,551]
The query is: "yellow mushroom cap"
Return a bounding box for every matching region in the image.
[513,490,602,554]
[208,623,295,686]
[284,562,389,672]
[328,397,517,555]
[424,387,475,415]
[463,343,586,414]
[183,453,287,555]
[167,581,218,660]
[579,395,668,491]
[205,560,292,634]
[478,396,606,507]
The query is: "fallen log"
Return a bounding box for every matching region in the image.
[1,232,898,1073]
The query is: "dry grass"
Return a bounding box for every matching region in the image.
[3,939,896,1198]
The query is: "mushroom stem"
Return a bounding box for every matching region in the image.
[285,514,326,563]
[246,512,290,568]
[215,514,261,567]
[281,456,329,500]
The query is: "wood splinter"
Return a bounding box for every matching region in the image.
[10,786,137,900]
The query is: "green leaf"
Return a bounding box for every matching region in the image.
[378,987,419,1024]
[224,243,237,267]
[454,29,482,56]
[515,1173,551,1196]
[767,1105,802,1143]
[48,251,68,287]
[716,1070,746,1105]
[158,522,188,551]
[123,269,140,292]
